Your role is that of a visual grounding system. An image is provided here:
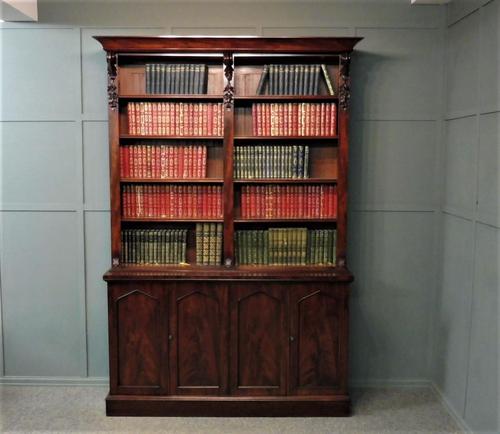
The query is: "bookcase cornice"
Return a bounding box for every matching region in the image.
[93,36,363,54]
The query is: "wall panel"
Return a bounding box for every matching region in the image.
[2,122,79,208]
[0,28,79,121]
[1,212,86,376]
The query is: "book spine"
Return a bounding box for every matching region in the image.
[256,65,269,95]
[145,64,151,94]
[321,64,335,96]
[278,64,284,95]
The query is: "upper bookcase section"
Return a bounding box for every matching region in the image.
[93,36,363,54]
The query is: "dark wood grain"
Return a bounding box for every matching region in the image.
[106,394,351,416]
[289,284,349,395]
[170,283,228,395]
[109,282,168,395]
[230,284,288,396]
[94,36,362,54]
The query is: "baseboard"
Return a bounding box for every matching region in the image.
[0,376,109,386]
[430,382,473,434]
[350,378,432,388]
[1,376,430,389]
[106,394,351,417]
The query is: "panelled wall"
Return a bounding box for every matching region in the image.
[434,0,499,432]
[0,1,443,385]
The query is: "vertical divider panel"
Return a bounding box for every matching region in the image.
[107,52,121,265]
[223,52,235,266]
[336,53,351,268]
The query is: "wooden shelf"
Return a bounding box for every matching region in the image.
[120,135,223,140]
[119,94,223,101]
[104,263,354,281]
[235,95,338,102]
[121,178,223,183]
[234,135,338,141]
[122,218,223,223]
[234,178,337,184]
[234,218,337,223]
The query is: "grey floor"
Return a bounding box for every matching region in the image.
[0,386,463,434]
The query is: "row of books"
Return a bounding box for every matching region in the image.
[256,64,335,96]
[240,185,337,219]
[234,145,309,179]
[121,229,187,264]
[122,185,223,219]
[252,103,337,136]
[195,223,223,266]
[235,228,336,265]
[127,102,224,136]
[145,64,208,94]
[120,144,207,179]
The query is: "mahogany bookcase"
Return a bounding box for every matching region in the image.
[95,36,362,417]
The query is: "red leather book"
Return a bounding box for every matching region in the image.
[206,103,212,136]
[119,147,125,177]
[202,104,208,136]
[210,185,215,218]
[331,103,337,136]
[127,103,134,135]
[186,105,191,137]
[200,145,204,178]
[122,185,127,217]
[151,103,158,136]
[278,104,284,136]
[311,104,318,137]
[189,104,195,136]
[252,104,257,136]
[333,185,338,218]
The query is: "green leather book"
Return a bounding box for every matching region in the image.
[179,65,186,94]
[312,65,320,95]
[195,224,202,264]
[216,224,222,265]
[163,65,170,93]
[297,65,305,95]
[278,64,285,95]
[159,65,166,94]
[270,65,276,95]
[263,230,269,265]
[145,64,152,94]
[256,65,269,95]
[321,64,335,96]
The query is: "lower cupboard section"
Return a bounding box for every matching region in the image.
[107,280,350,415]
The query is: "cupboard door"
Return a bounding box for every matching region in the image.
[289,284,348,395]
[169,283,228,395]
[230,283,288,396]
[108,282,168,395]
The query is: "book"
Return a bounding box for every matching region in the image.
[121,228,188,265]
[251,102,337,137]
[321,64,335,96]
[256,65,269,95]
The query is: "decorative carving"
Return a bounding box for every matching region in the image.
[339,53,351,111]
[223,53,234,110]
[107,52,118,110]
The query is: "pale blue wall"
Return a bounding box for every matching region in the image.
[433,0,499,432]
[0,0,445,391]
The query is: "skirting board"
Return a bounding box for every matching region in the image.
[0,377,429,388]
[0,376,109,386]
[431,382,472,434]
